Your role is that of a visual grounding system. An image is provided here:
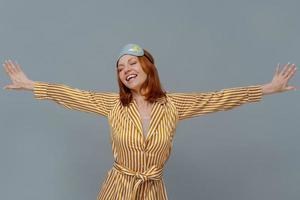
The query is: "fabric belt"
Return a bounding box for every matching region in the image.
[112,161,164,200]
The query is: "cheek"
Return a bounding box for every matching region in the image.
[118,74,125,84]
[140,71,148,81]
[118,73,124,81]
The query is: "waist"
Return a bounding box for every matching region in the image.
[112,161,164,181]
[112,162,164,200]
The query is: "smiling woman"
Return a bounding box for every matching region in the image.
[116,45,166,107]
[2,43,297,200]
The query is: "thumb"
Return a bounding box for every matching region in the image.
[3,85,11,90]
[3,84,18,90]
[285,85,297,91]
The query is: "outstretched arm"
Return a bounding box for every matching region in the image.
[168,63,297,120]
[33,82,118,116]
[2,60,118,117]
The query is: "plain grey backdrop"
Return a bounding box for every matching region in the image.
[1,0,299,199]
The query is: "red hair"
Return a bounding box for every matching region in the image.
[116,49,166,106]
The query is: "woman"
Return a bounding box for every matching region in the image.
[2,44,297,200]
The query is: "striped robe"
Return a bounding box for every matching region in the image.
[33,82,263,200]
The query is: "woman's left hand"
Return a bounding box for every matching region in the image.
[262,63,297,95]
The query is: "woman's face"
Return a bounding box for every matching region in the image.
[117,55,148,93]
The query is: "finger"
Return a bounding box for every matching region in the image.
[280,63,290,76]
[3,84,10,89]
[3,60,14,76]
[4,61,19,83]
[8,59,18,74]
[5,60,16,74]
[285,85,297,91]
[285,65,297,80]
[3,84,17,90]
[15,61,22,72]
[3,62,11,75]
[275,63,280,76]
[283,64,294,79]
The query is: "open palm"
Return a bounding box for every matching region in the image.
[270,63,297,93]
[2,60,33,90]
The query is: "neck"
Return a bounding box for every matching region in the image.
[132,90,150,106]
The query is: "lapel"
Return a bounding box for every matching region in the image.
[125,96,167,143]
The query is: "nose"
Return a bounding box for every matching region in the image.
[124,65,132,75]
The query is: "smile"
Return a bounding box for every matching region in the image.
[126,74,137,81]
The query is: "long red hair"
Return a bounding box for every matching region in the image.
[116,49,166,106]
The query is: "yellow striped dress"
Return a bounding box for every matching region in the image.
[33,82,263,200]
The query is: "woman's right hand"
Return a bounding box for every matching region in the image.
[2,60,35,91]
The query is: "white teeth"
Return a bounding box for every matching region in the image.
[126,74,137,81]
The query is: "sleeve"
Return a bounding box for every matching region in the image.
[167,85,263,120]
[33,81,118,117]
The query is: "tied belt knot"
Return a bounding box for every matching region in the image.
[135,172,148,182]
[113,162,164,200]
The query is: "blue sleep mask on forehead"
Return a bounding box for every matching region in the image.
[117,44,144,62]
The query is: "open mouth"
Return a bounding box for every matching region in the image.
[126,74,137,81]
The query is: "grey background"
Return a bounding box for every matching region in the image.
[0,0,299,199]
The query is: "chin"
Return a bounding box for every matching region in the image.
[128,85,141,93]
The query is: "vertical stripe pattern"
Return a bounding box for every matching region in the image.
[33,82,263,199]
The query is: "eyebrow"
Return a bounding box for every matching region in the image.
[117,57,137,68]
